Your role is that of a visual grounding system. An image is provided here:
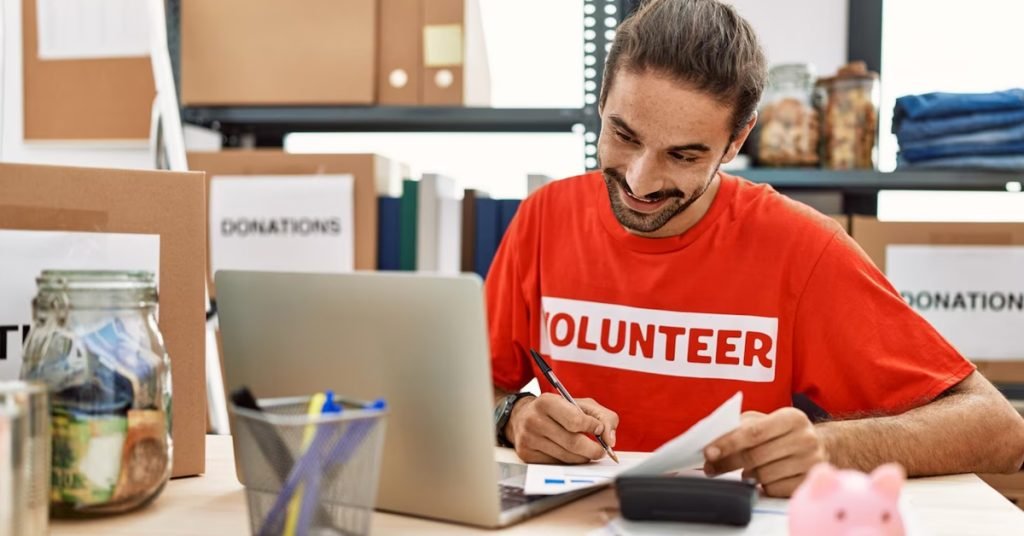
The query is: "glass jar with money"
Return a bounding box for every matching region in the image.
[20,270,172,517]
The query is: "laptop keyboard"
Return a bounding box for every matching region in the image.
[499,484,546,511]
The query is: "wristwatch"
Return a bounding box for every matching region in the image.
[494,392,535,447]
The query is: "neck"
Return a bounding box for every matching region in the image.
[625,172,722,238]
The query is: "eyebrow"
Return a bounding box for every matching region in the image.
[608,115,711,153]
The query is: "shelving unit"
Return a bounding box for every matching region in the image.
[165,0,627,147]
[165,0,1020,215]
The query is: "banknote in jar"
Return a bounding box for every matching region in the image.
[50,408,127,507]
[112,410,169,502]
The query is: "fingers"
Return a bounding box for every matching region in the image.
[577,398,620,448]
[537,394,604,436]
[706,429,797,475]
[705,408,805,463]
[516,433,593,464]
[511,393,609,463]
[761,474,805,498]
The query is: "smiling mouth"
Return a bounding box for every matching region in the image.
[624,188,664,204]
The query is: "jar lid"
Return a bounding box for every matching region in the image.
[816,61,879,85]
[36,270,156,291]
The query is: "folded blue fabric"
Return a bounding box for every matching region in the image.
[894,89,1024,125]
[898,117,1024,162]
[894,109,1024,144]
[900,122,1024,151]
[897,153,1024,171]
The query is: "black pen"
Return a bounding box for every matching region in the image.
[529,349,619,463]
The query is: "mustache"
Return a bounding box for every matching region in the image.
[603,168,686,202]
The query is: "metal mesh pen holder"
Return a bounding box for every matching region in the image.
[231,396,388,536]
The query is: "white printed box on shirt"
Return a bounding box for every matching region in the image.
[539,297,778,382]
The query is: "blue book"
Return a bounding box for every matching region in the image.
[497,199,521,245]
[377,197,401,271]
[474,198,500,279]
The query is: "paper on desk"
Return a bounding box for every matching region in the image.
[37,0,150,60]
[523,458,639,495]
[524,392,742,495]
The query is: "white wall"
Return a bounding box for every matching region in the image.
[0,0,152,168]
[726,0,848,78]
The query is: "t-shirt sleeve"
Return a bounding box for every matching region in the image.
[485,201,536,393]
[792,231,976,416]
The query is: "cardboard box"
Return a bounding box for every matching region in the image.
[0,163,207,477]
[378,0,423,105]
[22,0,154,140]
[187,150,406,294]
[851,216,1024,384]
[181,0,377,105]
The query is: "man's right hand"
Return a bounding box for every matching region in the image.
[505,393,619,464]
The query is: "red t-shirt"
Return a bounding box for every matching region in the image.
[486,171,974,452]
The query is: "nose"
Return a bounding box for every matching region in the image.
[625,150,669,198]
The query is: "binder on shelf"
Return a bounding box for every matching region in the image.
[399,179,419,271]
[379,0,423,105]
[421,0,491,106]
[378,197,402,270]
[474,197,500,279]
[461,189,486,273]
[527,174,552,197]
[497,199,521,245]
[416,174,458,272]
[438,196,463,275]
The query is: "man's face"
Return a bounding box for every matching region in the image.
[598,69,752,237]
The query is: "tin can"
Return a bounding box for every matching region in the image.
[0,381,50,536]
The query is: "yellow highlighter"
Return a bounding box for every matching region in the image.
[283,392,326,536]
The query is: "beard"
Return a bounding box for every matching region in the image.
[602,166,718,234]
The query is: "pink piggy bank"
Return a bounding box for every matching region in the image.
[789,463,906,536]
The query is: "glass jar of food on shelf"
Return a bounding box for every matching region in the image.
[20,270,172,517]
[815,61,880,170]
[754,63,820,167]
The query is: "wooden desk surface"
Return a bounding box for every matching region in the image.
[51,435,1023,535]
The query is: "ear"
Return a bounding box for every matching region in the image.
[870,463,906,500]
[803,462,840,498]
[721,112,758,164]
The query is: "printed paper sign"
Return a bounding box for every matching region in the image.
[209,175,355,277]
[539,297,778,382]
[887,245,1024,360]
[0,230,160,381]
[37,0,150,60]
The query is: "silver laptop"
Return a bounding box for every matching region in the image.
[215,270,597,528]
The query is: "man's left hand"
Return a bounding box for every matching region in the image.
[703,408,827,497]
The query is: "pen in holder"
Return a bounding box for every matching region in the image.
[230,395,388,536]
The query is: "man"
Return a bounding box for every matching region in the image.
[488,0,1024,497]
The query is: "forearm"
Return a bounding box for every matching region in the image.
[817,374,1024,476]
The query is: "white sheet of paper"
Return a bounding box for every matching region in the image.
[0,230,160,381]
[621,392,743,477]
[37,0,150,60]
[886,245,1024,360]
[523,392,743,495]
[209,175,355,276]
